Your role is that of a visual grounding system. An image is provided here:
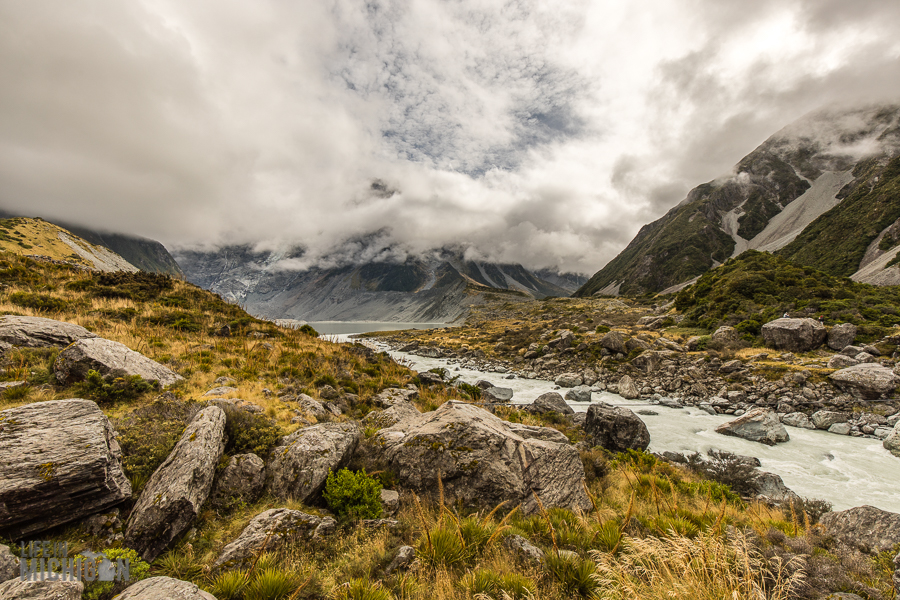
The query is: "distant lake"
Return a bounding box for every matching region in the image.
[309,321,448,335]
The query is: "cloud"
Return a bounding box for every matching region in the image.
[1,0,900,276]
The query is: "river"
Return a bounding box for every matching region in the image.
[328,331,900,513]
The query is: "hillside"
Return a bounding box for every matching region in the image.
[175,245,575,323]
[577,104,900,296]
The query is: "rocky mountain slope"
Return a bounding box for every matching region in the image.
[576,104,900,296]
[175,246,581,322]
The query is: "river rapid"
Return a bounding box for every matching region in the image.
[330,332,900,513]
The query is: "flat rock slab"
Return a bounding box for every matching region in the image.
[266,423,360,502]
[213,508,332,569]
[370,402,590,514]
[55,338,183,388]
[829,364,900,400]
[820,505,900,554]
[115,576,216,600]
[125,406,225,562]
[583,403,650,452]
[715,408,789,446]
[0,315,97,348]
[0,579,83,599]
[0,399,131,538]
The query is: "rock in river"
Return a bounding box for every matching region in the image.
[715,408,789,446]
[0,399,131,539]
[583,403,650,452]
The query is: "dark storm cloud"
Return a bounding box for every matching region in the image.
[1,0,899,276]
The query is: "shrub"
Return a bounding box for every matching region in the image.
[8,291,68,312]
[544,552,600,598]
[210,570,249,600]
[82,547,151,600]
[74,369,156,404]
[244,567,299,600]
[298,324,319,337]
[331,578,393,600]
[222,405,284,457]
[323,468,383,522]
[92,271,173,301]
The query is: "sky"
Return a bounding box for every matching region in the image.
[2,0,900,275]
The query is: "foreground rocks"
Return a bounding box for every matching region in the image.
[583,403,650,452]
[525,392,573,415]
[266,423,360,502]
[884,423,900,457]
[0,399,131,538]
[828,363,900,400]
[125,406,226,562]
[761,318,826,351]
[0,315,97,348]
[715,409,789,446]
[0,579,84,599]
[214,508,334,569]
[370,402,590,514]
[211,453,266,508]
[115,576,215,600]
[820,505,900,554]
[55,337,183,388]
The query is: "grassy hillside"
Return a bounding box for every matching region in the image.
[0,217,117,269]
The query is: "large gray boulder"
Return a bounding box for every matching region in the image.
[883,422,900,458]
[827,354,859,369]
[811,410,848,430]
[0,399,131,539]
[554,373,582,388]
[115,576,216,600]
[600,331,627,354]
[0,315,97,348]
[0,579,83,599]
[265,423,360,502]
[761,318,826,352]
[583,403,650,452]
[124,406,226,562]
[362,401,421,429]
[213,508,333,569]
[369,402,590,514]
[711,326,739,345]
[829,364,900,399]
[55,338,183,388]
[482,386,513,402]
[715,409,789,446]
[781,412,815,429]
[211,453,266,508]
[564,385,592,403]
[751,471,800,504]
[617,375,640,400]
[820,505,900,554]
[827,323,857,350]
[525,392,573,415]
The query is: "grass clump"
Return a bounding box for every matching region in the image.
[324,468,383,522]
[9,291,68,312]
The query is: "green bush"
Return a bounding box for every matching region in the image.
[82,547,151,600]
[323,468,383,522]
[298,324,319,337]
[8,291,68,312]
[244,567,300,600]
[222,405,284,457]
[74,369,156,404]
[331,578,393,600]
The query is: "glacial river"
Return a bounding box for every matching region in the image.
[329,332,900,513]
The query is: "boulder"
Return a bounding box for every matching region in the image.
[583,403,650,452]
[715,409,789,446]
[0,543,18,582]
[372,387,418,408]
[115,576,215,600]
[827,354,859,369]
[625,337,651,352]
[0,579,83,599]
[503,534,544,565]
[600,331,627,354]
[55,338,183,388]
[719,359,744,374]
[631,351,668,373]
[380,489,400,516]
[482,387,513,402]
[266,423,360,502]
[617,375,640,400]
[124,406,226,562]
[827,323,857,350]
[829,364,900,399]
[711,326,739,345]
[554,373,582,388]
[761,318,826,352]
[203,386,237,397]
[840,345,864,357]
[811,410,847,430]
[781,412,815,429]
[369,402,590,514]
[362,401,421,429]
[211,453,266,508]
[883,423,900,458]
[294,393,328,420]
[385,546,416,575]
[0,399,131,539]
[564,386,592,403]
[417,371,444,386]
[820,505,900,554]
[0,315,97,348]
[751,471,800,504]
[213,508,333,569]
[525,392,573,415]
[828,423,851,435]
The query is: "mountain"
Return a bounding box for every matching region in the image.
[576,104,900,297]
[174,246,578,322]
[0,209,183,277]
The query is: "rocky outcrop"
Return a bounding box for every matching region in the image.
[600,331,626,354]
[525,392,573,415]
[362,401,421,429]
[372,387,419,407]
[214,508,334,569]
[266,423,360,502]
[617,375,640,399]
[583,403,650,452]
[829,364,900,399]
[211,453,265,508]
[55,338,183,388]
[125,406,226,562]
[0,579,83,599]
[0,315,97,349]
[369,402,590,514]
[883,423,900,458]
[0,399,131,538]
[827,323,857,350]
[820,505,900,554]
[715,409,789,446]
[115,577,216,600]
[761,318,826,352]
